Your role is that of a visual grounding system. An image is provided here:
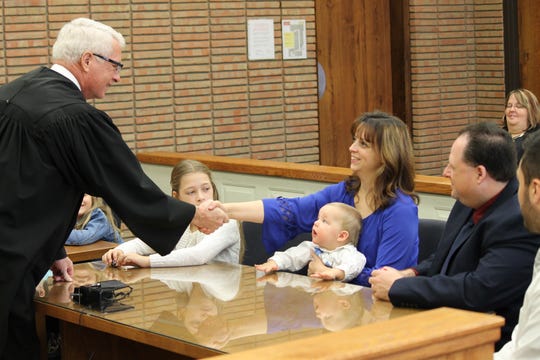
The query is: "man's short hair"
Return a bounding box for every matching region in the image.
[459,122,516,182]
[521,132,540,186]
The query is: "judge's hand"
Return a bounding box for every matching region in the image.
[368,266,404,301]
[51,257,74,282]
[192,199,229,234]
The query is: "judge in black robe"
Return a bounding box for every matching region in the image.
[0,18,226,359]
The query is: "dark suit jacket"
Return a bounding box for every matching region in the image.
[389,177,540,349]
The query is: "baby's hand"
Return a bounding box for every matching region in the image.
[308,249,330,275]
[310,271,334,281]
[255,260,278,274]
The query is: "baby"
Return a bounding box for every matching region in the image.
[255,202,366,282]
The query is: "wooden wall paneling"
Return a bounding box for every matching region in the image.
[390,0,410,127]
[518,0,540,96]
[316,0,394,167]
[503,0,520,92]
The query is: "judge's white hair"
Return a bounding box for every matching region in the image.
[52,18,125,64]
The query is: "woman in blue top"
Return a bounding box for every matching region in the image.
[221,111,419,286]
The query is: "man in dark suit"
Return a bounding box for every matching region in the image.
[369,122,540,350]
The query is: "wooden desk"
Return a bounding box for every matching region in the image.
[65,240,117,263]
[211,307,503,360]
[34,262,502,359]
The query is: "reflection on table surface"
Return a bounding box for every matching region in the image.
[35,261,418,354]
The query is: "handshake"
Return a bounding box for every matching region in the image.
[191,200,228,234]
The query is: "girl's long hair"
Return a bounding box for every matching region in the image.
[75,196,122,241]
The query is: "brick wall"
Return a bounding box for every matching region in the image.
[0,0,319,163]
[0,1,506,174]
[409,0,505,175]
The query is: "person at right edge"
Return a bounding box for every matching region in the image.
[369,122,540,351]
[494,132,540,359]
[0,18,227,359]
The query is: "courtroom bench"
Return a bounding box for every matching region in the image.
[137,151,454,221]
[65,240,117,263]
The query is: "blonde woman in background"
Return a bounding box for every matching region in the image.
[502,88,540,161]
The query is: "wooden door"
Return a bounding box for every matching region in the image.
[316,0,396,167]
[518,0,540,96]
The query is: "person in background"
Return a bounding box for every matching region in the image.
[494,132,540,359]
[0,18,227,359]
[102,160,241,267]
[255,202,366,282]
[216,111,419,287]
[369,122,540,350]
[502,88,540,161]
[65,194,123,245]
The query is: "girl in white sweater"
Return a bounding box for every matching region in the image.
[102,160,241,267]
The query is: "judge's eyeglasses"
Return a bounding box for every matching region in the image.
[92,53,124,74]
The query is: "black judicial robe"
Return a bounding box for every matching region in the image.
[0,67,194,358]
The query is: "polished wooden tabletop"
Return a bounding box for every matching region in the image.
[35,261,420,357]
